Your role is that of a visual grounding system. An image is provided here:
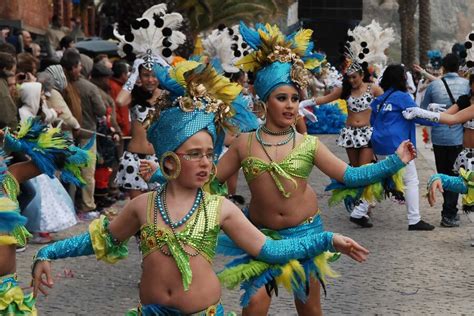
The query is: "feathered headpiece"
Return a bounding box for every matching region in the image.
[114,4,186,70]
[462,30,474,73]
[344,20,394,76]
[427,50,442,70]
[148,61,258,160]
[235,22,325,101]
[202,24,253,74]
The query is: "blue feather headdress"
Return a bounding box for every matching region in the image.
[148,61,258,162]
[236,22,326,101]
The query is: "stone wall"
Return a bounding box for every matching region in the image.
[361,0,473,63]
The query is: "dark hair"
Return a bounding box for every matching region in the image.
[341,69,371,100]
[60,48,81,71]
[224,70,245,83]
[442,53,460,73]
[112,60,128,78]
[16,52,38,74]
[59,36,74,50]
[0,52,16,78]
[380,64,407,92]
[0,42,16,56]
[470,74,474,86]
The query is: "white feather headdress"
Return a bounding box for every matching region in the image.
[113,4,186,69]
[344,20,394,76]
[463,30,474,72]
[202,24,252,74]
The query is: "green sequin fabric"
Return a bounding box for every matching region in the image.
[139,192,222,290]
[241,134,318,197]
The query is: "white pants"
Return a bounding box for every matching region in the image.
[350,157,421,225]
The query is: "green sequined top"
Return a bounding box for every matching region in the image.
[3,172,19,201]
[241,133,318,198]
[139,191,222,290]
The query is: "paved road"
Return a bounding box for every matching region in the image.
[15,130,474,315]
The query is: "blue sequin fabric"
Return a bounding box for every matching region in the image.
[428,173,468,194]
[35,232,94,262]
[343,154,405,187]
[254,61,292,101]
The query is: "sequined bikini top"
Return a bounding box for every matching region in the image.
[130,103,154,123]
[347,84,373,113]
[241,133,318,198]
[139,190,222,290]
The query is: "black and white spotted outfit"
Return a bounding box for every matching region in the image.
[453,119,474,172]
[115,103,159,191]
[337,84,374,148]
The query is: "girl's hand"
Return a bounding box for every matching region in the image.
[395,140,417,163]
[139,159,159,182]
[332,235,369,263]
[428,179,443,207]
[32,261,54,297]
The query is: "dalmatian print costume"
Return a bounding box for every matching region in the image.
[453,119,474,173]
[115,104,159,191]
[337,84,374,148]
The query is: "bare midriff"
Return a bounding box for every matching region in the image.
[248,176,318,230]
[346,109,372,128]
[139,252,221,313]
[463,129,474,148]
[127,121,155,155]
[0,245,16,276]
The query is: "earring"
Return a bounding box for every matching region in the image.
[255,100,267,120]
[160,151,181,180]
[208,162,217,183]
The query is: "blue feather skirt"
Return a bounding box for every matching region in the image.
[217,213,340,307]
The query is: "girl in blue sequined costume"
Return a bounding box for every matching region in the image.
[214,22,416,315]
[31,57,369,316]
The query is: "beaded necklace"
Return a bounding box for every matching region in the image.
[260,124,294,136]
[256,125,296,147]
[155,184,202,229]
[153,184,208,257]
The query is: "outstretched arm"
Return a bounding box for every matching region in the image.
[32,195,142,297]
[220,199,368,264]
[8,160,41,184]
[314,139,415,185]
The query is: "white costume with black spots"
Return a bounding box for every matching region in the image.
[115,104,159,191]
[453,119,474,173]
[337,84,373,148]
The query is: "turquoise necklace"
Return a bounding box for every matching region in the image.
[155,184,203,229]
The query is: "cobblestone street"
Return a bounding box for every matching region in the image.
[16,131,474,315]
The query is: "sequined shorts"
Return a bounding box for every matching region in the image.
[336,125,373,148]
[127,301,227,316]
